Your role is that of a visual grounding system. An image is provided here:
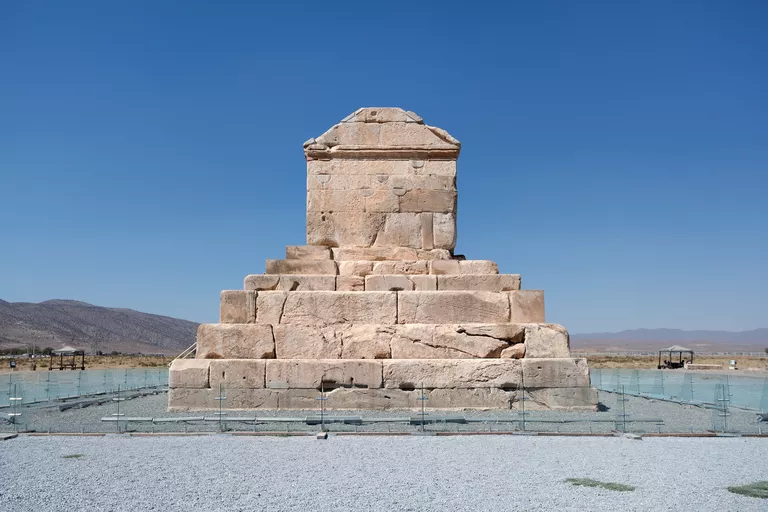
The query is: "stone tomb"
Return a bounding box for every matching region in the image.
[168,108,596,411]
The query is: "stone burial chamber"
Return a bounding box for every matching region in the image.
[169,107,596,411]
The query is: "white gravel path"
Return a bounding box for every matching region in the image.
[1,435,766,511]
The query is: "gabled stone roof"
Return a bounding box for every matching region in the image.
[304,107,460,160]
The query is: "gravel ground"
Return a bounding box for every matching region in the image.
[2,389,764,434]
[1,435,767,511]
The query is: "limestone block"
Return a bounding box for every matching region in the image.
[365,275,415,291]
[307,189,366,212]
[389,174,455,191]
[340,325,394,359]
[209,360,266,389]
[337,261,374,276]
[273,325,342,359]
[306,212,386,247]
[522,358,590,388]
[266,360,383,389]
[523,323,570,358]
[255,292,288,324]
[244,275,336,291]
[424,388,515,409]
[410,275,437,291]
[433,213,456,249]
[500,343,526,359]
[308,174,372,191]
[332,246,418,261]
[308,159,412,176]
[277,388,411,409]
[509,290,545,323]
[168,388,279,411]
[399,189,456,213]
[279,291,397,325]
[421,212,434,250]
[455,323,525,342]
[372,260,429,275]
[397,291,510,324]
[527,387,598,410]
[348,107,413,123]
[220,290,256,323]
[416,249,452,260]
[197,324,275,359]
[433,325,509,358]
[372,213,422,247]
[378,123,457,148]
[458,260,498,274]
[336,276,365,291]
[429,259,460,275]
[285,245,332,260]
[365,189,400,212]
[437,274,520,292]
[383,360,522,389]
[389,324,453,359]
[265,259,338,275]
[168,359,210,389]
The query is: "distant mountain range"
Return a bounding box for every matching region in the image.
[572,328,768,352]
[0,299,198,355]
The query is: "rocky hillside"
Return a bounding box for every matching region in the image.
[0,299,199,355]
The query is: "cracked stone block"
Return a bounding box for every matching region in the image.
[336,276,365,291]
[196,324,275,359]
[266,360,383,389]
[397,291,510,324]
[209,360,266,389]
[245,275,336,291]
[273,324,342,359]
[265,260,338,275]
[509,290,545,323]
[523,323,570,358]
[279,291,397,325]
[522,358,590,388]
[285,245,332,260]
[437,274,520,291]
[220,290,256,323]
[382,359,522,389]
[169,359,210,389]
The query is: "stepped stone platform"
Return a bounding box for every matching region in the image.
[168,107,596,411]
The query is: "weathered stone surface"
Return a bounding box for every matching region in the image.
[500,343,526,359]
[432,212,456,249]
[169,359,210,389]
[168,388,279,410]
[255,292,288,324]
[285,245,332,260]
[365,275,415,291]
[456,323,525,342]
[265,259,338,275]
[433,325,508,358]
[308,159,456,177]
[429,259,460,275]
[220,290,256,323]
[410,275,437,291]
[280,291,397,324]
[424,388,515,409]
[337,261,374,276]
[372,260,429,275]
[332,246,417,261]
[523,323,570,358]
[266,360,383,389]
[244,275,336,291]
[209,360,266,389]
[336,276,365,291]
[509,290,545,323]
[196,324,275,359]
[399,189,456,213]
[389,324,450,359]
[373,213,422,247]
[458,260,498,274]
[437,274,520,291]
[383,360,522,389]
[340,325,394,359]
[276,388,411,409]
[527,387,598,410]
[522,358,590,388]
[421,212,434,249]
[273,325,342,359]
[307,189,366,212]
[306,212,386,247]
[397,291,510,324]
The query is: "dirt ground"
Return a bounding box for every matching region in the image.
[585,354,768,370]
[3,355,173,371]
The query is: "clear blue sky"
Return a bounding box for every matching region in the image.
[1,1,766,333]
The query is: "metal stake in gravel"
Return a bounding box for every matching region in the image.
[417,383,428,433]
[713,383,730,433]
[615,385,629,433]
[519,374,528,432]
[8,384,22,432]
[214,383,227,432]
[113,386,125,434]
[316,382,327,433]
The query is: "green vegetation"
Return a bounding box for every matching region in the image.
[62,454,85,459]
[727,481,768,499]
[565,478,635,492]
